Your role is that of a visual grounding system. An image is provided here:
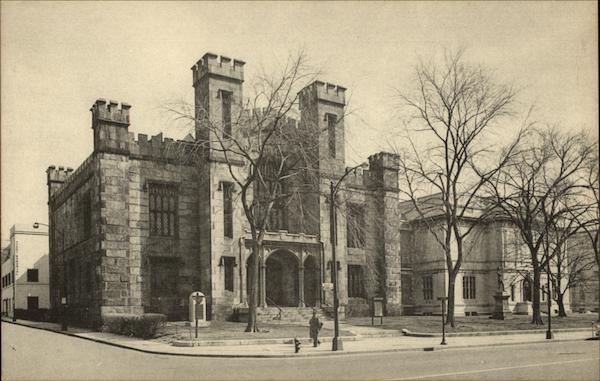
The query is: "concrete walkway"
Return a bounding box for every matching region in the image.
[2,318,595,358]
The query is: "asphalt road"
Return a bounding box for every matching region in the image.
[2,322,598,380]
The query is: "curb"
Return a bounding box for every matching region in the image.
[401,327,593,338]
[172,335,358,347]
[2,319,594,359]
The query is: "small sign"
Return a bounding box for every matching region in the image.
[372,297,384,326]
[322,283,333,291]
[195,302,204,321]
[373,298,383,317]
[61,297,67,305]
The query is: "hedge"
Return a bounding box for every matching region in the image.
[102,313,167,339]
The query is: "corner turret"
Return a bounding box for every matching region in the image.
[46,165,72,200]
[91,99,131,155]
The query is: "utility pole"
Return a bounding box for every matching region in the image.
[330,181,341,351]
[546,257,554,339]
[12,243,16,322]
[328,163,365,351]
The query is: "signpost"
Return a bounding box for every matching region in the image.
[61,297,68,331]
[437,296,448,345]
[371,297,384,326]
[189,291,209,338]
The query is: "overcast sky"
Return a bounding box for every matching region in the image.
[1,1,597,242]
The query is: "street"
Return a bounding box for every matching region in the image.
[1,322,598,380]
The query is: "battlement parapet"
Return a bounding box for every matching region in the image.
[47,165,70,184]
[345,166,372,188]
[47,153,95,202]
[129,132,198,164]
[368,152,400,171]
[301,80,346,106]
[192,52,245,85]
[248,107,299,129]
[91,99,131,127]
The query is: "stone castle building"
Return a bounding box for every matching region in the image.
[46,52,580,325]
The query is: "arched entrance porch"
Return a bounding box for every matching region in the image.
[266,250,299,307]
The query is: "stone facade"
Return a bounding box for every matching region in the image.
[46,52,405,323]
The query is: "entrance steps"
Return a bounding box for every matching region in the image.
[234,306,331,324]
[258,306,330,324]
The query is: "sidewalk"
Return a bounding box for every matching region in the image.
[2,318,594,358]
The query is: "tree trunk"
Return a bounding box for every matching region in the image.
[245,243,260,332]
[556,292,567,317]
[531,267,544,325]
[446,276,456,328]
[597,266,600,322]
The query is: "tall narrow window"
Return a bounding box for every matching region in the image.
[222,182,233,238]
[541,286,546,302]
[149,183,178,237]
[327,114,337,158]
[462,275,476,299]
[346,203,365,248]
[221,90,232,138]
[422,275,433,301]
[347,265,364,297]
[223,257,235,292]
[83,191,92,239]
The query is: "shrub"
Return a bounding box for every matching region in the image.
[102,313,166,339]
[134,313,167,339]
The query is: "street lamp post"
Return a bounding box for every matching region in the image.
[34,222,62,328]
[12,244,16,322]
[330,181,342,351]
[329,164,365,351]
[438,296,448,345]
[546,259,554,340]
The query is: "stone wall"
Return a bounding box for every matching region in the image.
[47,156,101,325]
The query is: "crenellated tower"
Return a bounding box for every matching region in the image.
[191,53,245,145]
[299,81,346,178]
[90,99,131,155]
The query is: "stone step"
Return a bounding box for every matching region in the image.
[254,306,330,324]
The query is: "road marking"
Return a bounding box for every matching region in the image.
[391,357,599,380]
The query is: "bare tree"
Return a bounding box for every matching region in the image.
[395,50,518,326]
[167,52,320,332]
[573,145,600,321]
[486,127,595,324]
[539,196,595,317]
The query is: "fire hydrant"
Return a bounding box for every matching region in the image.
[293,337,301,353]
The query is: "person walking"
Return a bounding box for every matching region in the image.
[309,311,322,347]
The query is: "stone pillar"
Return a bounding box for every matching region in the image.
[298,266,305,307]
[259,262,267,307]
